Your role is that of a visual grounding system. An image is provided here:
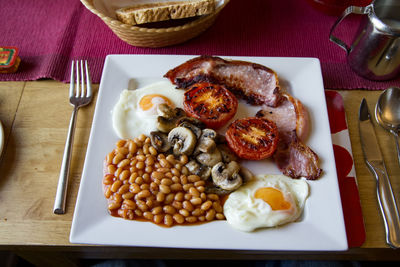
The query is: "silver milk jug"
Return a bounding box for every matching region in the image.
[330,0,400,81]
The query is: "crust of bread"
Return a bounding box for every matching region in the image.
[116,0,215,25]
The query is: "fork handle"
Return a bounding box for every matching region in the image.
[53,106,79,214]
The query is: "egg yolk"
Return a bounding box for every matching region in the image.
[254,187,291,210]
[139,94,174,111]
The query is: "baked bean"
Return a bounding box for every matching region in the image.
[119,170,130,181]
[142,173,151,183]
[164,214,173,227]
[159,184,171,194]
[213,202,223,213]
[145,166,153,173]
[174,192,184,201]
[180,175,188,185]
[113,193,123,203]
[190,197,202,206]
[128,141,137,154]
[103,174,114,185]
[116,140,126,147]
[118,159,130,169]
[181,166,189,175]
[136,189,151,199]
[205,209,216,221]
[166,154,176,164]
[163,205,176,215]
[134,176,144,185]
[165,172,173,178]
[172,200,183,210]
[194,180,205,187]
[111,180,122,192]
[134,209,143,217]
[150,182,158,193]
[122,199,136,210]
[192,208,204,216]
[183,201,194,211]
[179,209,190,217]
[152,206,162,215]
[201,200,212,211]
[188,175,200,183]
[136,154,146,161]
[136,161,145,170]
[185,216,197,223]
[170,183,183,192]
[154,163,161,169]
[149,146,157,156]
[153,214,163,224]
[143,211,153,220]
[197,186,205,193]
[165,193,175,204]
[114,167,123,179]
[189,187,200,198]
[122,192,134,200]
[183,183,193,191]
[156,192,165,202]
[138,134,146,142]
[140,184,150,190]
[117,147,129,155]
[184,193,192,200]
[118,184,130,195]
[108,202,121,210]
[171,176,180,183]
[145,137,151,144]
[216,213,225,220]
[113,153,124,165]
[146,199,154,209]
[160,159,171,168]
[129,183,140,193]
[104,187,112,198]
[151,171,164,180]
[173,214,185,224]
[107,165,116,175]
[174,163,182,171]
[200,193,207,201]
[161,178,173,186]
[198,216,205,222]
[153,178,161,185]
[106,152,114,164]
[143,144,150,155]
[180,154,188,165]
[156,167,169,173]
[145,156,155,166]
[171,168,180,176]
[136,200,148,211]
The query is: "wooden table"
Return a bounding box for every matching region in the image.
[0,81,399,265]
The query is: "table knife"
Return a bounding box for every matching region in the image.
[359,98,400,249]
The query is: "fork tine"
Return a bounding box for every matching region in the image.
[80,60,85,97]
[69,61,75,98]
[75,60,80,97]
[85,60,92,98]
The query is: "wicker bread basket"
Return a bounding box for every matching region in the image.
[80,0,229,48]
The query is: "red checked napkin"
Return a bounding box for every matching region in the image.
[326,90,366,248]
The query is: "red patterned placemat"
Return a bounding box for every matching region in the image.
[326,90,366,248]
[0,0,399,89]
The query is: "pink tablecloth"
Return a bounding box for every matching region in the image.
[0,0,399,89]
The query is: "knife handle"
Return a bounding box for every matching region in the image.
[366,161,400,248]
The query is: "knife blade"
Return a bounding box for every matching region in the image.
[359,98,400,249]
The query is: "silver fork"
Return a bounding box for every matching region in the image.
[53,60,93,214]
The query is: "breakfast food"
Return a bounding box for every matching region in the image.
[183,82,238,129]
[112,81,184,139]
[115,0,216,25]
[165,56,322,180]
[103,135,225,226]
[164,55,281,107]
[225,117,279,160]
[223,174,309,232]
[256,93,322,180]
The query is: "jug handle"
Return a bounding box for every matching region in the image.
[329,5,372,54]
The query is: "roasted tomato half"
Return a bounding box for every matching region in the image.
[225,117,279,160]
[183,82,238,129]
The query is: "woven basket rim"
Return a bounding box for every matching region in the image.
[80,0,229,33]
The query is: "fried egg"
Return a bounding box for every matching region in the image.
[112,80,184,139]
[223,174,309,232]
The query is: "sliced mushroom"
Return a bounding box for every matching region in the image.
[196,149,222,167]
[178,121,202,139]
[205,184,232,195]
[176,116,205,129]
[218,144,238,163]
[239,166,255,183]
[185,160,211,180]
[156,107,186,133]
[150,131,171,152]
[157,104,185,119]
[194,129,218,154]
[211,161,243,191]
[167,127,197,156]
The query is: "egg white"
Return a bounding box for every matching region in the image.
[112,80,184,139]
[223,174,309,232]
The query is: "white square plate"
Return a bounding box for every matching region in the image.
[70,55,348,251]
